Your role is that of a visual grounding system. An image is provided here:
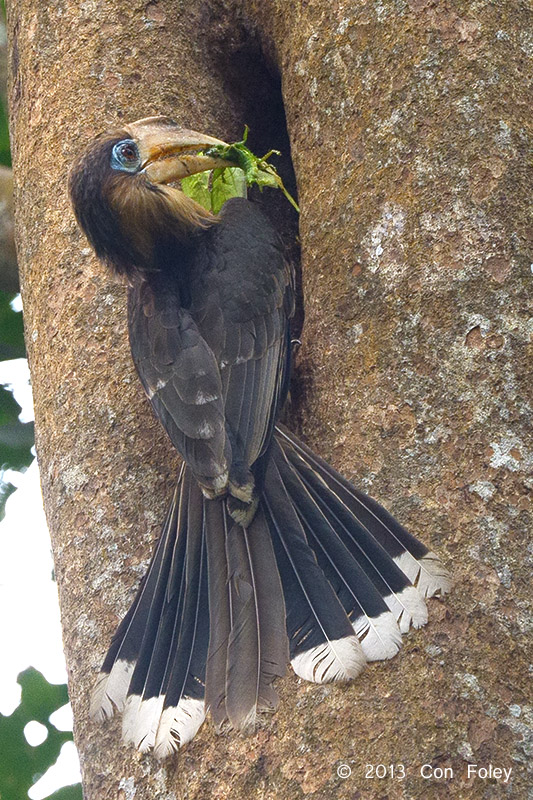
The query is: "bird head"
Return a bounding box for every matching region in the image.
[69,116,232,277]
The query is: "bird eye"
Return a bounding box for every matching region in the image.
[111,140,141,173]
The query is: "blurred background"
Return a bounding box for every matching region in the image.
[0,4,82,798]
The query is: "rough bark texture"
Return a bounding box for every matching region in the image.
[0,13,7,110]
[0,165,18,293]
[0,15,17,294]
[7,0,531,798]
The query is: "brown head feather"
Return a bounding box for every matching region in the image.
[69,131,215,278]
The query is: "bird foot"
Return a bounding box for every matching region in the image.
[227,494,259,527]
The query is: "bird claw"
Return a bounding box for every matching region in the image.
[227,494,259,528]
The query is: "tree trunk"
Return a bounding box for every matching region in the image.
[7,0,531,797]
[0,165,18,293]
[0,13,17,294]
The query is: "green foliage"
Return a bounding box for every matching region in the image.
[0,291,25,360]
[0,0,8,168]
[0,99,10,167]
[0,669,82,800]
[0,386,34,466]
[181,170,212,211]
[181,166,247,214]
[0,3,26,519]
[210,167,248,214]
[181,127,299,213]
[0,290,33,520]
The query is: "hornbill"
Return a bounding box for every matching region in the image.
[69,116,451,758]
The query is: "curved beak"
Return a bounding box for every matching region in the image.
[124,116,236,183]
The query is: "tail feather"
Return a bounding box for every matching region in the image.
[224,511,288,731]
[243,510,288,710]
[272,443,402,661]
[225,524,263,731]
[121,470,192,751]
[263,450,366,683]
[392,550,453,600]
[296,462,428,633]
[277,426,451,598]
[278,432,432,632]
[205,503,288,732]
[89,472,184,723]
[204,500,232,730]
[152,481,209,757]
[91,426,450,756]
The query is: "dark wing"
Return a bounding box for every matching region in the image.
[190,198,294,473]
[128,280,230,492]
[128,197,293,493]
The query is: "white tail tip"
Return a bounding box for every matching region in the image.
[291,635,366,683]
[153,698,206,759]
[89,659,135,722]
[394,551,452,598]
[384,586,429,634]
[122,694,165,751]
[355,610,403,661]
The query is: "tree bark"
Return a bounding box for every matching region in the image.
[0,15,17,294]
[7,0,531,798]
[0,165,18,293]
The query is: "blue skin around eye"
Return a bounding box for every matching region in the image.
[111,140,141,173]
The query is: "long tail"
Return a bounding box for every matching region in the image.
[90,429,450,756]
[89,464,287,757]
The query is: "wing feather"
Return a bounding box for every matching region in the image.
[128,197,294,493]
